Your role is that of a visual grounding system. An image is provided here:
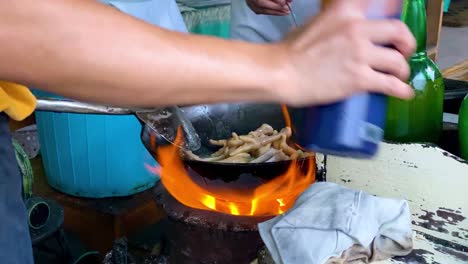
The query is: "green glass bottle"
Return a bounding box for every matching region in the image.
[459,94,468,159]
[385,0,445,143]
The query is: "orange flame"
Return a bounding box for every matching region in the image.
[281,104,296,136]
[148,107,316,216]
[281,104,292,128]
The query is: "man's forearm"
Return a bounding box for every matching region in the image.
[0,0,286,107]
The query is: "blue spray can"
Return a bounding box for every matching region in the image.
[295,0,404,158]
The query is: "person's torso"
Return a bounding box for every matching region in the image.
[101,0,188,32]
[230,0,321,43]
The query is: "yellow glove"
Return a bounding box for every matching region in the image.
[0,81,36,121]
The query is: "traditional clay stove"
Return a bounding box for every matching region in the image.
[145,159,322,264]
[153,182,272,264]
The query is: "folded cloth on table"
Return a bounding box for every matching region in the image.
[259,182,413,264]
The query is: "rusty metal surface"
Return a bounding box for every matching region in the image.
[326,142,468,263]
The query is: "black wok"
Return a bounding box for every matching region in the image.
[141,103,326,191]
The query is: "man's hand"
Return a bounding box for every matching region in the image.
[246,0,292,16]
[273,0,416,106]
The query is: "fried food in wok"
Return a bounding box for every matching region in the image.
[185,124,313,163]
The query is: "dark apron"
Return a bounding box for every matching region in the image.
[0,113,34,263]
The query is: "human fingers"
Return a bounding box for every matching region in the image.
[360,67,414,99]
[361,19,416,58]
[247,0,290,14]
[367,45,411,81]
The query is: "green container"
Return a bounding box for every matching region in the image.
[385,0,445,143]
[459,94,468,159]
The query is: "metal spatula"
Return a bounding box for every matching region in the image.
[287,3,300,27]
[134,106,201,151]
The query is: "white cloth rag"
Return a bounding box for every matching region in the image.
[259,182,413,264]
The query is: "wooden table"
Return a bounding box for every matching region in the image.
[31,157,165,256]
[443,60,468,82]
[328,143,468,263]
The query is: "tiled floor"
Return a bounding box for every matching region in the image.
[437,26,468,70]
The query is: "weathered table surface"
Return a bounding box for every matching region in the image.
[327,143,468,263]
[326,62,468,263]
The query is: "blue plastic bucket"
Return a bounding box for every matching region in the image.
[34,90,158,198]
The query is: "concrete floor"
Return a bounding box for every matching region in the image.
[437,26,468,70]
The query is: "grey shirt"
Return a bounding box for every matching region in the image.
[230,0,321,43]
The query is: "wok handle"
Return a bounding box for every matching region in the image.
[35,98,135,115]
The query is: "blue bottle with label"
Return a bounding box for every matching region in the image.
[295,0,404,158]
